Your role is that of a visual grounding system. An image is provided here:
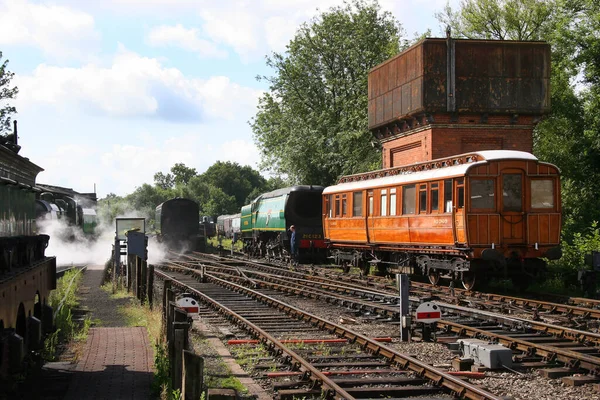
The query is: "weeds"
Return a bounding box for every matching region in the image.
[42,268,87,361]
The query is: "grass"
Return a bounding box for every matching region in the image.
[191,332,249,396]
[528,275,583,297]
[42,269,90,361]
[230,344,269,368]
[207,237,243,252]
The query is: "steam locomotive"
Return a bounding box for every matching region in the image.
[0,126,56,377]
[240,185,326,261]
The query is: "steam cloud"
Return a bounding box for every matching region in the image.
[37,210,170,269]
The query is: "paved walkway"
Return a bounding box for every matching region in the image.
[63,265,154,399]
[64,327,154,400]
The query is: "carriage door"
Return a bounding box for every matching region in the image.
[366,191,374,243]
[501,171,526,244]
[453,179,466,244]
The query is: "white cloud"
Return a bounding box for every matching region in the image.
[0,0,99,59]
[219,139,260,168]
[147,24,227,59]
[31,132,264,197]
[15,46,262,122]
[200,9,262,60]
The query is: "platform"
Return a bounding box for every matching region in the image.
[64,327,154,400]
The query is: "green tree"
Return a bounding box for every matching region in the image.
[170,163,197,185]
[0,52,18,134]
[200,161,267,207]
[154,171,174,190]
[175,176,238,216]
[126,183,174,221]
[436,0,558,40]
[251,0,405,185]
[97,193,128,225]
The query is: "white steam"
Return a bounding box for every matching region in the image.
[147,236,168,264]
[37,217,113,267]
[37,208,170,268]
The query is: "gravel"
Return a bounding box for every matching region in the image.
[251,287,600,400]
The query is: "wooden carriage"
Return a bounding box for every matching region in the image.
[323,150,562,289]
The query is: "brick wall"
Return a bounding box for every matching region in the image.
[381,121,534,168]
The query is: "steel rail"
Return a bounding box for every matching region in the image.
[411,281,600,320]
[214,268,600,348]
[437,320,600,375]
[225,270,600,375]
[173,255,600,347]
[154,268,358,400]
[168,255,600,371]
[155,265,503,400]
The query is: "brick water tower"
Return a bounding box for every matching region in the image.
[368,33,551,168]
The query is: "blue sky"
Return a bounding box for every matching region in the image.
[2,0,455,198]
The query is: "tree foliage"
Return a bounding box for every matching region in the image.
[0,52,18,135]
[436,0,557,40]
[153,172,174,190]
[98,161,278,226]
[170,163,197,185]
[251,0,405,185]
[200,161,266,207]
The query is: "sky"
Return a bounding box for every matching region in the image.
[2,0,455,198]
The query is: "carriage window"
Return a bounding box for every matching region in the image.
[381,189,388,216]
[402,185,416,214]
[419,185,428,213]
[335,195,340,217]
[444,179,452,212]
[368,193,374,216]
[326,196,331,217]
[531,180,554,208]
[390,188,397,215]
[471,179,495,209]
[342,194,347,216]
[503,174,522,212]
[457,178,465,209]
[431,183,439,212]
[352,192,362,216]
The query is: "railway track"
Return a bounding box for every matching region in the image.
[177,252,600,329]
[154,264,503,400]
[163,253,600,383]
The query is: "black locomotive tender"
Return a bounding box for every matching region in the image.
[155,198,206,252]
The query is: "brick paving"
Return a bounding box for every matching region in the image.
[64,327,154,400]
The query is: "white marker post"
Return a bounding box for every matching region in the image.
[176,297,199,316]
[414,302,441,342]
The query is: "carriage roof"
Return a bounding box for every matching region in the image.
[323,151,544,194]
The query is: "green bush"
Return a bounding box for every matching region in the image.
[535,221,600,294]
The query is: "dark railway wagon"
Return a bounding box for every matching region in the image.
[216,214,241,239]
[0,132,56,377]
[241,186,325,262]
[155,198,205,252]
[368,37,551,130]
[323,150,561,290]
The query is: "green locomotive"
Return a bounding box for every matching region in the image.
[241,185,325,261]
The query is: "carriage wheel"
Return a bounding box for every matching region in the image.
[461,271,476,291]
[428,270,441,285]
[342,262,350,274]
